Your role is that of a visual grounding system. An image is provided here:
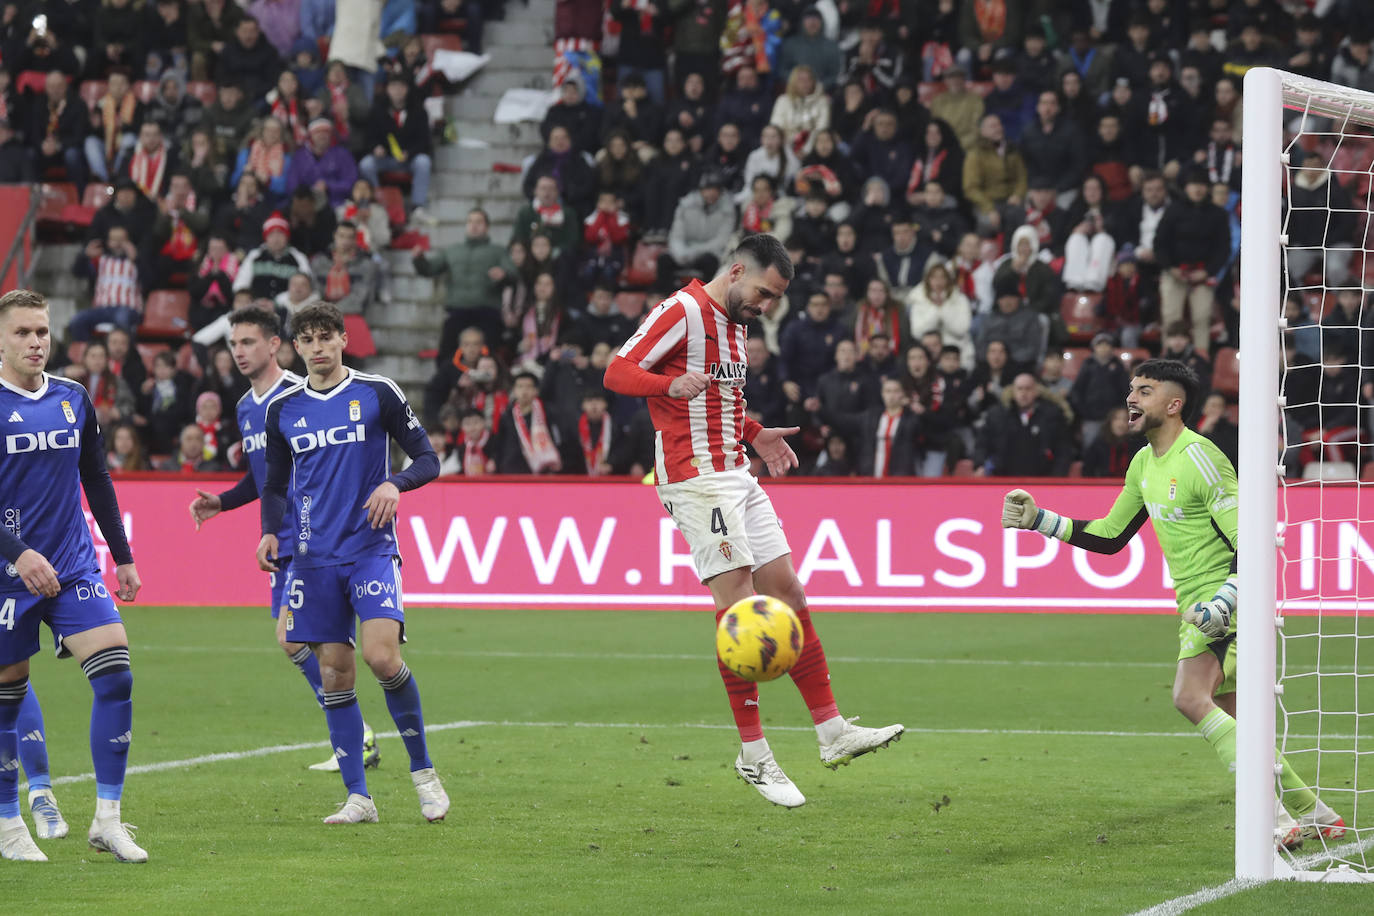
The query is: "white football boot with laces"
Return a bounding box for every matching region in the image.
[28,788,68,839]
[310,723,379,771]
[0,816,46,862]
[412,768,450,821]
[735,752,806,808]
[819,717,906,769]
[1275,798,1303,851]
[88,818,148,862]
[1300,798,1347,841]
[323,793,378,824]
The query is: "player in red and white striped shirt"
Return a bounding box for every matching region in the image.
[605,234,904,808]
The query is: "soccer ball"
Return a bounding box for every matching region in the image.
[716,594,803,682]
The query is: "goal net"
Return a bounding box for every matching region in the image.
[1240,67,1374,883]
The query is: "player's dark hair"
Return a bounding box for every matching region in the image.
[229,306,282,339]
[1133,358,1201,423]
[291,302,345,338]
[730,233,795,281]
[0,289,47,316]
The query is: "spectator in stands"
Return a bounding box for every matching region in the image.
[70,224,143,341]
[233,211,311,300]
[1156,169,1230,354]
[795,127,855,219]
[849,277,912,359]
[28,70,89,187]
[103,326,146,393]
[957,0,1021,77]
[976,270,1042,370]
[982,60,1034,143]
[963,113,1027,234]
[198,346,249,409]
[1062,174,1118,293]
[829,78,874,151]
[779,291,842,401]
[976,371,1069,477]
[338,178,390,253]
[542,76,600,154]
[66,340,136,428]
[10,15,82,76]
[287,183,337,257]
[126,121,178,200]
[316,59,369,153]
[595,130,644,219]
[189,233,240,329]
[203,80,255,164]
[1282,292,1321,365]
[1102,245,1142,349]
[642,128,698,238]
[0,115,32,182]
[1160,319,1214,396]
[659,171,736,288]
[579,189,631,291]
[925,67,980,152]
[995,224,1061,340]
[359,73,433,223]
[1082,405,1141,478]
[247,0,300,60]
[907,260,973,370]
[156,422,223,472]
[143,0,189,75]
[232,116,293,203]
[513,174,581,254]
[716,64,773,150]
[144,75,202,158]
[414,207,508,362]
[769,65,828,157]
[668,0,725,97]
[567,283,632,353]
[423,324,489,423]
[311,220,378,314]
[1197,393,1239,469]
[87,69,143,183]
[276,270,321,320]
[872,219,932,300]
[453,408,495,475]
[1069,331,1130,444]
[907,180,967,259]
[842,20,902,99]
[737,124,796,207]
[778,7,841,90]
[600,73,663,155]
[215,16,278,102]
[820,222,871,295]
[743,335,786,427]
[107,422,148,471]
[86,0,143,79]
[1086,113,1138,203]
[1287,14,1333,81]
[849,108,913,201]
[829,375,921,478]
[1287,150,1356,290]
[792,191,835,260]
[664,71,713,154]
[137,350,194,453]
[556,388,617,476]
[188,0,244,81]
[285,118,358,208]
[265,69,309,147]
[951,231,994,320]
[213,172,272,255]
[850,176,899,256]
[966,337,1015,423]
[817,338,878,446]
[508,271,563,366]
[1020,89,1086,205]
[737,174,792,245]
[493,372,562,474]
[146,171,209,287]
[609,0,667,105]
[88,177,155,250]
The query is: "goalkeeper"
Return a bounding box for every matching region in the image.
[1001,359,1344,848]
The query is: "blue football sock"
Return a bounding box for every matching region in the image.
[0,677,29,818]
[82,647,133,802]
[288,646,327,710]
[379,663,432,772]
[322,689,368,797]
[16,686,49,791]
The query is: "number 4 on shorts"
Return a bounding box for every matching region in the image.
[0,597,14,630]
[710,507,729,536]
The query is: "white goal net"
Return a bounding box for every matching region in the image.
[1241,67,1374,883]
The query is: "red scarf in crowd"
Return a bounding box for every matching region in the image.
[459,429,493,475]
[269,93,308,146]
[874,411,901,477]
[325,253,353,302]
[953,257,981,301]
[130,144,167,199]
[197,250,241,307]
[741,199,775,234]
[86,371,117,411]
[342,202,372,251]
[512,399,562,473]
[248,139,286,184]
[853,304,901,355]
[160,191,200,261]
[328,80,352,138]
[578,413,611,475]
[471,390,508,433]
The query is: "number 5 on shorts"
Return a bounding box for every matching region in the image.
[710,507,729,535]
[288,578,305,610]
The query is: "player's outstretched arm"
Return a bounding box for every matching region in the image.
[603,355,676,397]
[750,425,800,477]
[191,469,260,529]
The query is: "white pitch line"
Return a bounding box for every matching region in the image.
[1129,832,1374,915]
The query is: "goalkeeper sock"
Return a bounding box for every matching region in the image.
[715,607,762,742]
[787,603,839,726]
[83,647,132,802]
[1196,707,1238,772]
[288,646,327,711]
[378,662,433,772]
[0,677,27,818]
[16,687,50,791]
[321,689,368,797]
[1277,754,1319,817]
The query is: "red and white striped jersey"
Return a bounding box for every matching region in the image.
[616,280,753,483]
[92,255,142,310]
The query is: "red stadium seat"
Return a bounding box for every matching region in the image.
[420,34,463,57]
[1118,348,1150,371]
[79,80,107,111]
[622,241,663,288]
[1212,347,1240,398]
[185,81,217,107]
[174,342,201,378]
[132,80,158,104]
[135,342,170,373]
[376,185,407,227]
[1059,347,1090,382]
[1060,291,1103,344]
[83,183,112,210]
[342,314,377,358]
[436,16,467,36]
[15,70,51,95]
[140,290,191,339]
[35,182,80,232]
[378,170,412,188]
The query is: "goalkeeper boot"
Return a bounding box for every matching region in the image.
[88,818,148,863]
[310,722,379,771]
[323,793,378,824]
[1300,798,1347,841]
[27,789,67,839]
[819,717,905,769]
[735,751,805,808]
[0,817,46,862]
[1274,798,1303,851]
[412,767,450,822]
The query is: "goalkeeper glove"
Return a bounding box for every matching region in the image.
[1001,489,1070,540]
[1183,578,1237,639]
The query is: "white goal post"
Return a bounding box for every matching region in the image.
[1238,67,1374,883]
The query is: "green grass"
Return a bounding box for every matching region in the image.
[1,608,1371,914]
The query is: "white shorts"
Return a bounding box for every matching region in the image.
[656,469,790,582]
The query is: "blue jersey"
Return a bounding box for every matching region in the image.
[262,369,436,569]
[235,371,302,542]
[0,373,133,590]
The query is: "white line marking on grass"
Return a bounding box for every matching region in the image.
[1129,832,1374,914]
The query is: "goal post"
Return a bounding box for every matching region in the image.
[1238,67,1374,883]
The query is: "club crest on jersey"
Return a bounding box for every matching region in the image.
[718,540,732,561]
[708,361,747,386]
[60,400,75,423]
[1168,478,1177,501]
[349,399,361,421]
[283,610,294,631]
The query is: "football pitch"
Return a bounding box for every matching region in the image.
[2,607,1371,914]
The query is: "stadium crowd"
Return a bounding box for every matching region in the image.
[13,0,1374,479]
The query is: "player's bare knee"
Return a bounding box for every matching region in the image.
[1172,685,1212,724]
[362,645,402,679]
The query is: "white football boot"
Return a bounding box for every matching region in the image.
[819,717,906,769]
[323,793,378,824]
[309,723,380,771]
[735,752,806,808]
[1300,798,1347,841]
[28,788,68,839]
[0,816,46,862]
[412,768,450,822]
[88,818,148,862]
[1275,798,1303,851]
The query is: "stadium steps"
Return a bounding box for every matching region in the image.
[29,242,81,340]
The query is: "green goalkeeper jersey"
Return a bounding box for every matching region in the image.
[1066,427,1238,614]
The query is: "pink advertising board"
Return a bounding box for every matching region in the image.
[84,478,1372,613]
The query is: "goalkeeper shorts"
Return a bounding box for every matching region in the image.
[1178,618,1237,697]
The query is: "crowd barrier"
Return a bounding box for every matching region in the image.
[81,477,1370,613]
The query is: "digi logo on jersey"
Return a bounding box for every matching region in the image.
[708,362,747,386]
[5,428,80,453]
[289,423,367,453]
[241,431,268,454]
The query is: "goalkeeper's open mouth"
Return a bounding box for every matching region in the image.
[1127,406,1144,426]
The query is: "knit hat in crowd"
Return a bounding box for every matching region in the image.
[263,212,290,239]
[307,117,333,134]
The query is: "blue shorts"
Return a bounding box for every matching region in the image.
[268,557,293,619]
[279,555,406,646]
[0,576,123,666]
